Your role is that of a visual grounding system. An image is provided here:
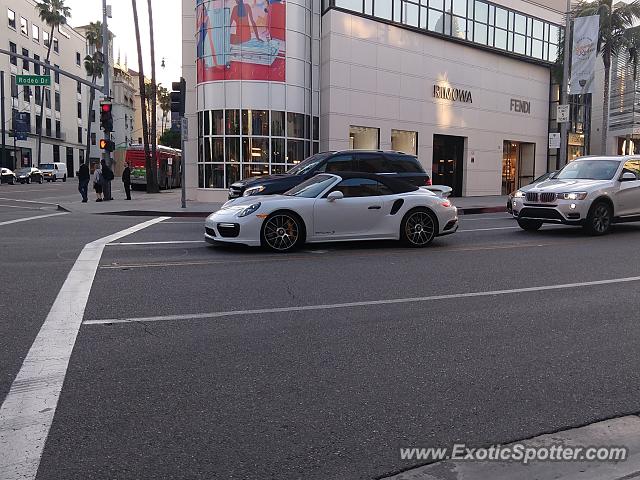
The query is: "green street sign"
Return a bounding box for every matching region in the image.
[16,75,51,86]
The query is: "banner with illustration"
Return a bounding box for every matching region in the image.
[197,0,285,82]
[569,15,599,94]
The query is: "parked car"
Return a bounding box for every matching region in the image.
[206,172,458,252]
[39,162,68,182]
[14,167,44,184]
[227,151,432,199]
[506,170,557,213]
[512,156,640,235]
[1,168,16,185]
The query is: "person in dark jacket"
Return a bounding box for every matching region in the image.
[78,163,90,203]
[122,162,132,200]
[101,160,114,201]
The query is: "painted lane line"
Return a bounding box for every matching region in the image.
[106,240,203,246]
[458,226,521,232]
[0,216,169,480]
[0,212,68,226]
[0,197,60,206]
[0,204,45,210]
[84,274,640,326]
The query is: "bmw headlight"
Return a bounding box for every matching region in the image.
[557,192,587,200]
[514,191,526,198]
[243,185,266,196]
[237,202,261,217]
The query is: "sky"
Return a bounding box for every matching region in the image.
[63,0,182,89]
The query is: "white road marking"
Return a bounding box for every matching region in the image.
[0,212,68,226]
[162,221,205,224]
[0,216,169,480]
[0,197,58,205]
[0,204,44,210]
[84,274,640,326]
[106,240,203,246]
[458,226,523,232]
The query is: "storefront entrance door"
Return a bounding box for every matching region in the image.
[502,141,536,194]
[432,135,464,196]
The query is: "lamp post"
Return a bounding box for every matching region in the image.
[559,0,572,168]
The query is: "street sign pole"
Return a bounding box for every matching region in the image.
[1,71,6,169]
[559,0,572,169]
[181,117,187,209]
[102,0,112,169]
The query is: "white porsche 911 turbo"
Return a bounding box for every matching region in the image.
[204,173,458,252]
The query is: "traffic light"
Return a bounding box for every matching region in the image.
[100,100,113,132]
[171,78,186,116]
[99,138,115,152]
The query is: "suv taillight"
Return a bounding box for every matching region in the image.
[425,177,432,186]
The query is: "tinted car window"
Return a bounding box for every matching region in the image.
[387,154,425,173]
[285,174,336,198]
[357,153,389,173]
[331,178,392,197]
[321,155,355,173]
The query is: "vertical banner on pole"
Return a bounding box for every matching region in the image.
[569,15,599,94]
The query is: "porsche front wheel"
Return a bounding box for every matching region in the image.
[261,212,305,253]
[401,209,437,247]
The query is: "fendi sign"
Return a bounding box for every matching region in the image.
[510,99,531,114]
[433,85,473,103]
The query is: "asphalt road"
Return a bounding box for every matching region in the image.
[2,181,640,480]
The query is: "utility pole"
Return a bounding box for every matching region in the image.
[559,0,572,168]
[1,71,6,168]
[102,1,112,167]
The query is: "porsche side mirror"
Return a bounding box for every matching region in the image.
[327,191,344,202]
[620,172,637,182]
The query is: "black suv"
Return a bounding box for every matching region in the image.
[228,150,431,199]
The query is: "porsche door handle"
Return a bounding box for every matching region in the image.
[368,206,381,210]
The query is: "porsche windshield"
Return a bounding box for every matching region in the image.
[556,160,620,180]
[285,175,336,198]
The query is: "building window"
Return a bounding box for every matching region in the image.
[23,85,31,102]
[20,17,28,36]
[9,42,17,65]
[90,110,95,122]
[46,118,52,137]
[198,109,318,188]
[77,102,82,118]
[91,133,96,145]
[43,30,49,48]
[34,54,40,74]
[77,80,81,94]
[78,126,83,143]
[55,120,61,138]
[8,9,16,29]
[55,92,60,111]
[349,125,380,149]
[36,115,41,134]
[391,129,418,155]
[35,86,41,104]
[10,75,17,98]
[32,24,39,42]
[54,65,60,83]
[53,37,59,53]
[22,49,29,70]
[76,52,81,66]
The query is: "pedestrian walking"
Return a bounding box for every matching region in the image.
[78,162,90,203]
[102,160,114,201]
[122,162,132,200]
[93,163,104,202]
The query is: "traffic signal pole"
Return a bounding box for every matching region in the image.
[102,1,112,168]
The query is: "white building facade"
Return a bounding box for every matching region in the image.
[183,0,565,200]
[1,0,89,175]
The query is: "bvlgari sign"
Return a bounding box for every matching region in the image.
[433,85,473,103]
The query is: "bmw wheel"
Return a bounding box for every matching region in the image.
[260,212,304,253]
[38,176,43,184]
[27,177,31,184]
[585,201,612,236]
[63,175,67,182]
[401,209,437,247]
[517,219,543,231]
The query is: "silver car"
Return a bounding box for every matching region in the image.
[512,156,640,235]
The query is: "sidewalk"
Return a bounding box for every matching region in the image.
[58,189,508,217]
[383,416,640,480]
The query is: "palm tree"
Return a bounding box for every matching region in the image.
[573,0,640,154]
[157,85,171,132]
[147,0,159,192]
[131,0,156,192]
[83,22,103,166]
[35,0,71,166]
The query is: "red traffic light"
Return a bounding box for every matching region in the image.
[101,103,112,113]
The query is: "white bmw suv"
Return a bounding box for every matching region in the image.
[512,156,640,235]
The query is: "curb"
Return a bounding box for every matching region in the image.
[458,206,507,215]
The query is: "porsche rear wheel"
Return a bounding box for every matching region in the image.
[261,212,305,253]
[401,208,437,247]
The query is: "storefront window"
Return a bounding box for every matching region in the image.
[272,111,285,136]
[226,109,240,135]
[272,138,285,163]
[391,130,418,155]
[349,125,380,150]
[287,139,305,164]
[287,112,305,138]
[242,110,269,136]
[243,137,270,163]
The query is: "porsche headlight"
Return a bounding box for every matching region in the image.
[237,202,261,217]
[243,185,266,196]
[514,191,526,198]
[557,192,587,200]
